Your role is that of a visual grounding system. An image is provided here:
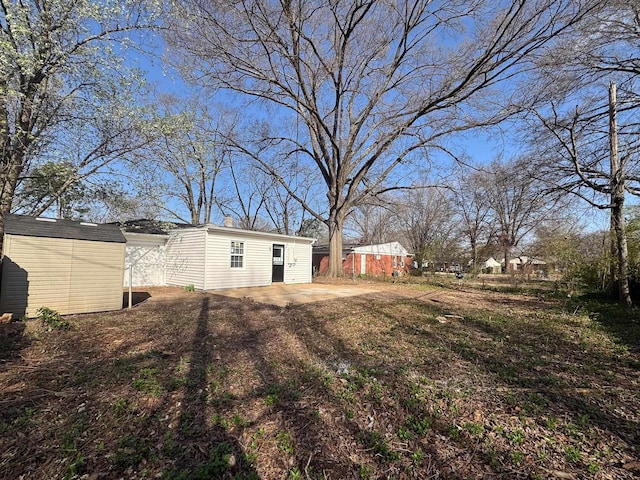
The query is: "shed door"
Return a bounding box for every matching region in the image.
[272,244,284,283]
[360,254,367,275]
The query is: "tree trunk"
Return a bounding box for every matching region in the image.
[608,81,632,305]
[611,199,631,305]
[609,213,618,297]
[470,237,478,273]
[503,248,510,274]
[327,209,345,278]
[0,157,23,254]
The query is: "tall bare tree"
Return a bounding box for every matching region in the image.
[521,0,640,303]
[396,188,459,268]
[252,158,319,235]
[348,199,396,245]
[169,0,601,276]
[450,167,495,271]
[216,158,271,230]
[528,84,638,303]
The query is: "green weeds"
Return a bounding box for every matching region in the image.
[132,367,162,396]
[37,307,71,331]
[276,430,295,455]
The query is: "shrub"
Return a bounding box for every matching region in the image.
[36,307,71,331]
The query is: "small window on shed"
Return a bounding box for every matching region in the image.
[230,241,244,268]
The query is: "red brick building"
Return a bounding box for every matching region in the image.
[313,241,413,277]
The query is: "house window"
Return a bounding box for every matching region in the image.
[230,241,244,268]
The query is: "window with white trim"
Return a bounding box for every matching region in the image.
[230,241,244,268]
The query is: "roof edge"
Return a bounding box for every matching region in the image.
[204,224,315,243]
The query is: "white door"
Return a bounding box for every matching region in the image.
[360,254,367,275]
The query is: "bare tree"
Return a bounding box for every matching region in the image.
[142,95,229,225]
[347,199,396,245]
[168,0,601,276]
[528,84,638,303]
[569,0,640,79]
[484,157,556,270]
[520,0,640,303]
[395,188,459,269]
[258,160,319,235]
[450,167,495,271]
[216,158,271,231]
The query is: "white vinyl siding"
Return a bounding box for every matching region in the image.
[141,225,313,291]
[0,234,125,317]
[283,241,313,284]
[124,236,167,287]
[205,233,272,289]
[204,232,313,289]
[165,229,207,289]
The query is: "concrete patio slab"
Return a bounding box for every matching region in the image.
[211,282,382,307]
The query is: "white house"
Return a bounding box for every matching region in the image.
[483,257,502,274]
[122,221,315,289]
[123,231,168,287]
[508,256,546,273]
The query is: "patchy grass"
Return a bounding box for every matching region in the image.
[0,283,638,479]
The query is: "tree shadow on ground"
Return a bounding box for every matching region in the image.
[569,296,640,352]
[281,293,639,478]
[166,296,259,479]
[0,294,259,479]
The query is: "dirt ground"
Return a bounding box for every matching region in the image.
[1,280,638,479]
[127,282,384,308]
[123,284,528,319]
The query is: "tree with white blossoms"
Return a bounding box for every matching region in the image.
[168,0,604,277]
[0,0,162,249]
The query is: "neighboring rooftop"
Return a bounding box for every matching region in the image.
[117,219,193,235]
[4,214,126,243]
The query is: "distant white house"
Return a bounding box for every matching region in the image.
[508,256,546,273]
[122,221,315,289]
[483,257,502,274]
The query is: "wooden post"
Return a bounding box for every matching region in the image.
[128,266,133,309]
